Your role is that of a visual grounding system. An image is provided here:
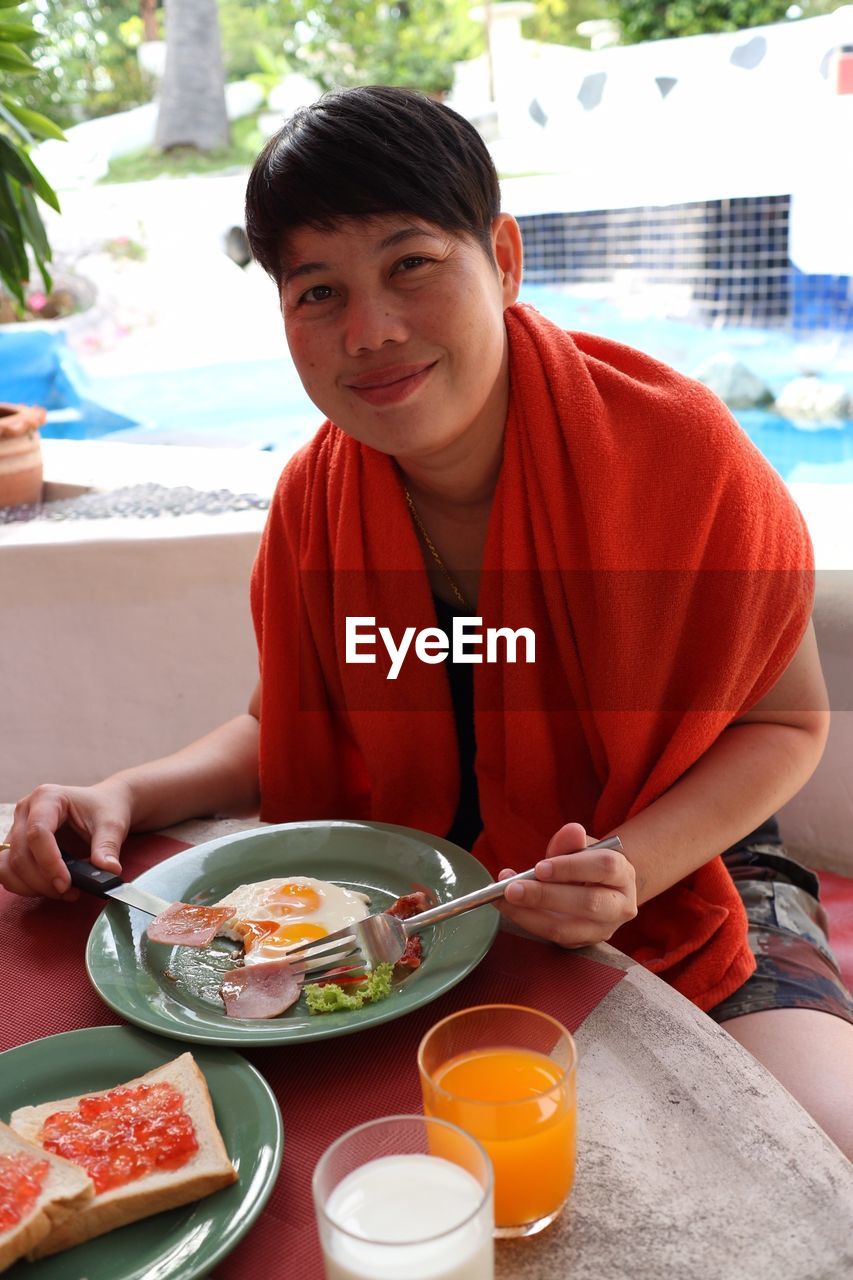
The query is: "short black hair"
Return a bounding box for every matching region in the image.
[244,85,501,282]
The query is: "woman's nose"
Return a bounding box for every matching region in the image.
[343,297,409,355]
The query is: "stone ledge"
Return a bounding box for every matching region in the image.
[40,437,286,500]
[0,483,270,527]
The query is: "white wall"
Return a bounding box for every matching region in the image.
[1,518,262,796]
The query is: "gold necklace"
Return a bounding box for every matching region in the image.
[403,486,470,610]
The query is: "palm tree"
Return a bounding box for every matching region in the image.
[154,0,229,152]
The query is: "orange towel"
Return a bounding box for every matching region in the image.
[252,303,814,1009]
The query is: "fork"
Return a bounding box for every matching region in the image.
[282,835,624,975]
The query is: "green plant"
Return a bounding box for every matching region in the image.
[523,0,619,49]
[18,0,153,130]
[287,0,483,96]
[118,12,164,50]
[613,0,839,42]
[0,0,63,307]
[218,0,297,83]
[249,43,291,104]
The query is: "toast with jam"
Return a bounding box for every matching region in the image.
[9,1053,237,1258]
[0,1121,93,1272]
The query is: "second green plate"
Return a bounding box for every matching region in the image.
[0,1025,282,1280]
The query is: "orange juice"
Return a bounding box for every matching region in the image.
[422,1047,576,1229]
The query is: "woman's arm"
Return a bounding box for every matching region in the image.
[498,621,830,944]
[0,684,262,900]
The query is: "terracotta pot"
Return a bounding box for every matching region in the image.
[0,402,46,507]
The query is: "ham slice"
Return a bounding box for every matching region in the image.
[146,902,235,947]
[220,959,304,1019]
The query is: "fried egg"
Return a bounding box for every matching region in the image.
[213,877,370,966]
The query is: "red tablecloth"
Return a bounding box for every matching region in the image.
[0,833,626,1279]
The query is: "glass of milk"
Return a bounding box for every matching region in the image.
[312,1113,494,1280]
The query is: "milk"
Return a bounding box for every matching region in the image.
[321,1154,494,1280]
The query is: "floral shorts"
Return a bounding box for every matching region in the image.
[707,819,853,1027]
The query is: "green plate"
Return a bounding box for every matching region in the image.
[0,1025,283,1280]
[86,820,499,1046]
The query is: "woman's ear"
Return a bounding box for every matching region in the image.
[491,214,523,307]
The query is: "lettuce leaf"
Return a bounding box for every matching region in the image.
[304,962,394,1015]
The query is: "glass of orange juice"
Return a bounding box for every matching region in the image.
[418,1004,577,1238]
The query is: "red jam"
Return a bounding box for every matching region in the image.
[40,1082,198,1193]
[0,1152,50,1232]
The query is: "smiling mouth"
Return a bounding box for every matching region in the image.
[346,362,437,406]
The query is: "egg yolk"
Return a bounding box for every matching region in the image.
[265,884,322,916]
[246,921,329,955]
[232,919,280,949]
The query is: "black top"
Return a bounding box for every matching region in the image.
[433,594,483,852]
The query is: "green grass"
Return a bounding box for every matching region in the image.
[99,112,266,184]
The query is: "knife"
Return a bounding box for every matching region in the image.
[61,855,243,953]
[61,854,170,917]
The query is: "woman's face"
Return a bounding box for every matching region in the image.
[279,213,522,466]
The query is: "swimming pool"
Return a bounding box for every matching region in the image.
[34,285,853,483]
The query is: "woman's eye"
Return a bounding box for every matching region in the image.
[299,284,336,304]
[397,255,430,272]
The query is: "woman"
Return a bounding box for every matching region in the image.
[3,86,851,1156]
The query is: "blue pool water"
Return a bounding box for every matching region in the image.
[734,410,853,484]
[84,358,318,451]
[15,286,853,483]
